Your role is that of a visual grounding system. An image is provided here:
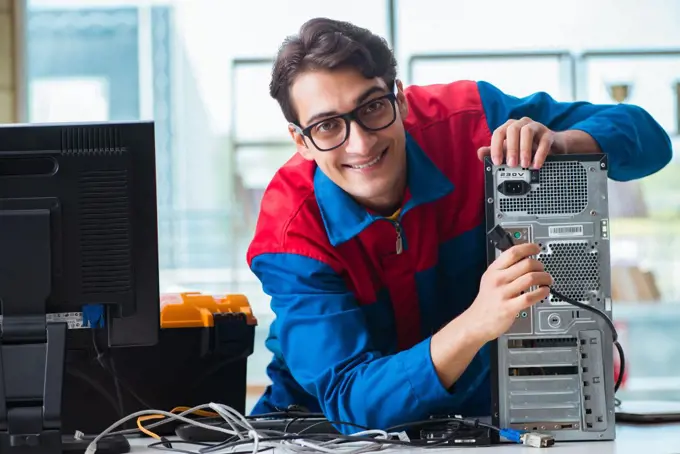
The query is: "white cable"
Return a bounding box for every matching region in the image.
[277,429,399,454]
[85,402,409,454]
[208,403,263,454]
[250,429,260,454]
[207,403,251,440]
[78,403,216,439]
[211,403,252,428]
[84,405,243,454]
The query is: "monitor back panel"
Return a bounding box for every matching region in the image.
[483,154,615,442]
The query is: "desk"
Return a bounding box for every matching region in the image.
[126,423,680,453]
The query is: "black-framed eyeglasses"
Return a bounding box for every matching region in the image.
[292,93,397,152]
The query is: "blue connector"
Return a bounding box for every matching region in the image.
[82,304,105,328]
[499,428,523,444]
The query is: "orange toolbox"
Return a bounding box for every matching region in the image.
[160,292,257,328]
[62,292,257,436]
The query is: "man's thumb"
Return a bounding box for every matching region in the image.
[477,146,491,161]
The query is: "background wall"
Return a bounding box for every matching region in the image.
[0,0,16,123]
[5,0,680,409]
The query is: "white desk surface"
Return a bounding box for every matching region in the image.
[127,423,680,453]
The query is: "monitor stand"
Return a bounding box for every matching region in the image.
[0,208,130,454]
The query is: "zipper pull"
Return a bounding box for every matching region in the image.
[395,222,403,254]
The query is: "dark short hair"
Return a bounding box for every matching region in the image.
[270,17,397,125]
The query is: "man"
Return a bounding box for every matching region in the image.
[246,18,672,432]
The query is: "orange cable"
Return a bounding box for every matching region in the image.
[136,406,220,439]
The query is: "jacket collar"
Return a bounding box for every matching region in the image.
[314,132,455,247]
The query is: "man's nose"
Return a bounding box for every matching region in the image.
[344,121,376,155]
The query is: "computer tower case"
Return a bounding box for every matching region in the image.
[484,154,616,442]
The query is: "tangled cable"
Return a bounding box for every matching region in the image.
[82,403,420,454]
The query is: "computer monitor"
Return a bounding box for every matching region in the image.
[0,121,160,453]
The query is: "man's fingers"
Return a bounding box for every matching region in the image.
[490,243,541,270]
[505,121,521,167]
[485,118,552,168]
[493,118,533,167]
[519,123,538,168]
[509,286,552,312]
[490,122,510,166]
[505,271,554,298]
[477,146,491,161]
[502,258,545,283]
[532,132,553,169]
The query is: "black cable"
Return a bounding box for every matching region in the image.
[614,340,625,393]
[550,288,626,393]
[296,419,371,435]
[147,439,203,454]
[549,288,617,339]
[386,416,500,434]
[283,417,298,433]
[246,411,325,420]
[187,411,328,430]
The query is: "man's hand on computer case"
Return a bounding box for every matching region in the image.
[464,243,552,342]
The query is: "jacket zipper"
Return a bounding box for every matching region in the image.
[393,221,403,254]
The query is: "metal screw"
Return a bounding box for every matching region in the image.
[590,210,597,215]
[487,197,494,203]
[600,162,605,168]
[590,167,595,172]
[486,166,491,171]
[497,213,503,219]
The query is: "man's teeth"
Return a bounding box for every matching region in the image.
[350,151,384,169]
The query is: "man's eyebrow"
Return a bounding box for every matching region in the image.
[355,86,388,105]
[303,85,388,126]
[305,109,339,127]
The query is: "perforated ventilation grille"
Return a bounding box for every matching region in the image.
[62,127,124,155]
[499,161,588,215]
[79,170,132,294]
[538,240,600,304]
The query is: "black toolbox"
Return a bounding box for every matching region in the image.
[61,292,257,436]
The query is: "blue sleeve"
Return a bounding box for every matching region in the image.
[250,252,462,434]
[477,80,673,182]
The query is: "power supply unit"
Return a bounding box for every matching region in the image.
[483,154,616,443]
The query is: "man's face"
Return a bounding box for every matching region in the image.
[289,67,409,214]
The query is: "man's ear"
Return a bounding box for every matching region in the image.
[395,79,409,120]
[288,124,314,161]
